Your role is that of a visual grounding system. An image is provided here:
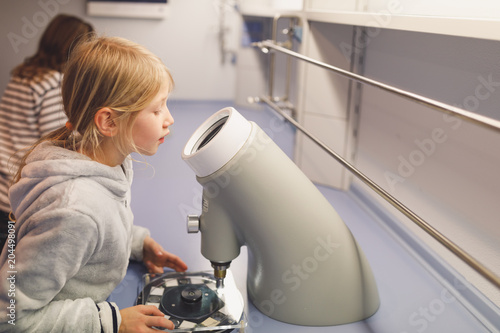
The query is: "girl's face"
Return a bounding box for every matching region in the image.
[131,83,173,156]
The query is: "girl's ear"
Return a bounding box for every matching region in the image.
[94,108,118,137]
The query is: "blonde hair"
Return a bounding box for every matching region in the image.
[13,36,174,183]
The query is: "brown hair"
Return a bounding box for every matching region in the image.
[13,36,174,183]
[12,14,94,81]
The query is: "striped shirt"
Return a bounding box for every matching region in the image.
[0,70,67,213]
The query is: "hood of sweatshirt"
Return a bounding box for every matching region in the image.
[9,141,133,220]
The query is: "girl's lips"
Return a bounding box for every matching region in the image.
[159,129,170,143]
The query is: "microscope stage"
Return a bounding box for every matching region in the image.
[137,270,245,332]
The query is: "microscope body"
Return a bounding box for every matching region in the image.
[183,108,380,326]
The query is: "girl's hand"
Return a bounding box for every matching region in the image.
[143,236,188,274]
[119,305,174,332]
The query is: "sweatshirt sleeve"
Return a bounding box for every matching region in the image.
[97,301,122,333]
[0,209,119,332]
[130,225,150,261]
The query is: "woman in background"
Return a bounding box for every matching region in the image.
[0,14,94,250]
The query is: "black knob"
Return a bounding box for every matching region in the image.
[180,287,202,303]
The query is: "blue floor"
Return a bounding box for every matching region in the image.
[109,100,497,332]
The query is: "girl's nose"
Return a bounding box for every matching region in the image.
[164,108,174,127]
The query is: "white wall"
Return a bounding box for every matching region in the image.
[0,0,240,100]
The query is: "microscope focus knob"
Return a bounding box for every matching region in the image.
[187,215,200,233]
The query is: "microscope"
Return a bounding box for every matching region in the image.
[182,107,379,326]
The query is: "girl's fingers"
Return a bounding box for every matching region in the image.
[146,316,174,330]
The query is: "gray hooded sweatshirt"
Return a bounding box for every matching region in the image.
[0,142,150,332]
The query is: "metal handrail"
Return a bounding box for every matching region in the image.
[253,39,500,133]
[251,40,500,289]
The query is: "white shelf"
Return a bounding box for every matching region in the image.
[240,8,500,41]
[305,10,500,41]
[240,8,301,18]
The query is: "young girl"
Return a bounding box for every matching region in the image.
[0,14,94,251]
[0,36,188,332]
